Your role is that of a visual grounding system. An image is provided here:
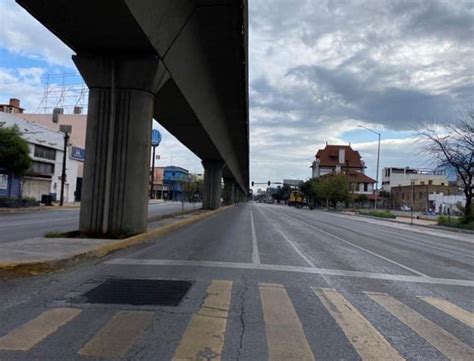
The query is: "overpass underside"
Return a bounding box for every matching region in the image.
[17,0,249,236]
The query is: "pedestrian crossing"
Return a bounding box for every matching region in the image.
[0,281,472,360]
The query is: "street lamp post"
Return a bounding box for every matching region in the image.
[357,125,381,210]
[59,125,72,206]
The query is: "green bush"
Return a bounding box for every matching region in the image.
[0,196,40,208]
[361,210,396,219]
[438,215,474,230]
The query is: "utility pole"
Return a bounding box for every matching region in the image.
[59,125,72,206]
[150,129,162,199]
[357,125,381,209]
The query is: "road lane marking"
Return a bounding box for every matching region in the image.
[0,308,81,351]
[418,297,474,328]
[259,283,315,360]
[250,208,261,264]
[172,280,232,361]
[106,258,474,287]
[314,288,404,361]
[78,310,153,357]
[275,210,429,277]
[366,292,474,360]
[256,205,316,267]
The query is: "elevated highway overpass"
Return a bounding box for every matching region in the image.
[17,0,249,236]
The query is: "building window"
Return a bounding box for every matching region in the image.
[30,161,54,175]
[428,180,433,185]
[419,192,423,198]
[441,182,445,186]
[34,145,56,160]
[364,183,368,192]
[420,181,425,185]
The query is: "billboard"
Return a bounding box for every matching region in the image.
[70,146,85,161]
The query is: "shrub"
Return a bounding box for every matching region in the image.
[438,215,474,230]
[0,196,40,208]
[361,210,396,219]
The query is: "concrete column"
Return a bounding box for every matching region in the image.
[202,160,225,209]
[233,186,240,203]
[74,55,167,236]
[223,178,236,205]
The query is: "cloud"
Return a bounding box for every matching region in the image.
[248,0,474,185]
[0,0,74,67]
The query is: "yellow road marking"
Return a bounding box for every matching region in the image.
[0,308,81,351]
[78,310,153,357]
[172,280,233,361]
[418,296,474,328]
[314,288,404,361]
[367,292,474,360]
[259,283,315,361]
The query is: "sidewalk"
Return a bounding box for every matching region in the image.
[0,206,233,278]
[338,211,473,243]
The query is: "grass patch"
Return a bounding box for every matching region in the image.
[360,210,396,219]
[437,215,474,230]
[44,231,67,238]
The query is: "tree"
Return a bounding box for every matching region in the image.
[313,173,350,208]
[0,126,31,177]
[418,111,473,223]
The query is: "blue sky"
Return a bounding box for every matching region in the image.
[1,0,472,185]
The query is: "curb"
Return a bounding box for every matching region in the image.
[0,205,234,278]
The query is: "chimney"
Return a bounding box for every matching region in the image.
[52,107,63,123]
[73,106,82,114]
[9,98,20,108]
[338,148,345,164]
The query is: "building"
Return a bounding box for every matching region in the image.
[428,193,466,215]
[163,166,190,201]
[150,166,168,199]
[311,144,376,195]
[0,112,79,202]
[391,184,460,212]
[0,98,24,114]
[382,167,448,192]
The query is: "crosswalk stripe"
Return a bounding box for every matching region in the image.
[259,283,315,361]
[78,310,153,357]
[0,308,81,351]
[366,292,474,360]
[314,288,404,361]
[172,280,232,361]
[418,296,474,328]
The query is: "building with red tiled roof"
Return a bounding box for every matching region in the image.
[311,144,376,195]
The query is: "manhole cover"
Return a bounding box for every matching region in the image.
[82,279,193,306]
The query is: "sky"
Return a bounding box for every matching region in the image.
[0,0,473,187]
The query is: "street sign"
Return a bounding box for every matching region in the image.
[151,129,162,146]
[70,146,85,161]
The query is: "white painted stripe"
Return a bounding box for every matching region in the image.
[256,205,316,267]
[250,208,261,264]
[418,297,474,328]
[259,283,315,360]
[274,209,429,277]
[314,288,404,360]
[106,258,474,287]
[367,292,474,360]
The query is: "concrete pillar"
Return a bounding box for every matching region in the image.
[223,178,236,205]
[74,55,166,236]
[202,160,225,209]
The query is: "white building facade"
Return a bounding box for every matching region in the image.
[382,167,448,192]
[0,112,79,202]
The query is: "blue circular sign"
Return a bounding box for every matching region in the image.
[151,129,162,146]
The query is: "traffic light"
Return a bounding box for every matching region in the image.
[268,181,271,186]
[251,181,254,187]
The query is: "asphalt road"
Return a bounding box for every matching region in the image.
[0,201,200,242]
[0,203,472,360]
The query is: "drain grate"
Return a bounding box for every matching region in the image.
[82,279,193,306]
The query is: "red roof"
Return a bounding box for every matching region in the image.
[347,171,376,184]
[315,145,364,169]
